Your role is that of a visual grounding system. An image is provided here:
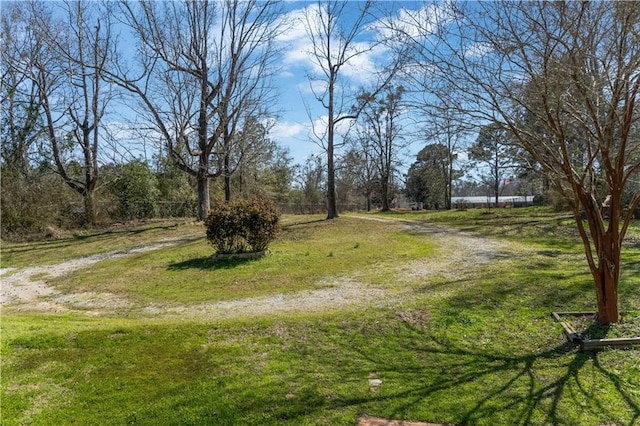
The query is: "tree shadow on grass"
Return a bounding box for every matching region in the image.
[216,315,639,426]
[167,256,258,270]
[374,337,639,426]
[272,331,640,426]
[3,223,184,256]
[281,218,327,230]
[70,223,183,242]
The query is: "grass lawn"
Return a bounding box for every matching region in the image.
[1,208,639,425]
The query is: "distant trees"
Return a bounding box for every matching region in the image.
[295,155,326,211]
[154,155,197,218]
[354,85,406,211]
[223,117,264,200]
[225,139,296,203]
[420,94,470,210]
[405,143,451,209]
[0,2,43,178]
[302,1,403,218]
[469,123,520,206]
[107,160,159,220]
[0,1,116,226]
[340,145,377,211]
[258,146,297,205]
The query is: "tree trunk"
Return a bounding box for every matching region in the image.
[380,176,390,211]
[224,152,232,202]
[224,175,231,202]
[326,153,338,219]
[595,266,619,324]
[494,151,500,207]
[577,193,621,325]
[593,204,621,324]
[592,230,620,324]
[326,76,338,220]
[197,173,210,221]
[446,160,453,210]
[84,191,96,226]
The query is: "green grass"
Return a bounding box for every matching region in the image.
[375,207,581,246]
[45,216,436,305]
[0,219,204,269]
[2,208,639,425]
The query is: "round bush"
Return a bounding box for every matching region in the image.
[205,198,280,254]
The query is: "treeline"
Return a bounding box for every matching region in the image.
[1,143,403,239]
[0,146,404,239]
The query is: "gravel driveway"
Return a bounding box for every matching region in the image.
[1,216,520,317]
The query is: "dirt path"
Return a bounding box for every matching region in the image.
[352,215,515,280]
[1,217,522,317]
[0,239,195,312]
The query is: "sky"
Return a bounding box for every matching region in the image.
[16,0,441,169]
[260,1,429,166]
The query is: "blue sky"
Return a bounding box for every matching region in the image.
[37,0,439,168]
[4,0,479,173]
[265,1,429,166]
[99,0,442,168]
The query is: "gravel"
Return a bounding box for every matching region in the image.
[1,217,525,317]
[1,241,184,311]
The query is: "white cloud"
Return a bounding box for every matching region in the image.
[311,115,328,136]
[276,6,316,69]
[270,121,306,140]
[298,79,327,96]
[340,41,378,81]
[464,42,493,58]
[269,118,323,163]
[275,7,308,43]
[311,114,354,138]
[376,3,451,43]
[275,3,393,87]
[271,114,352,143]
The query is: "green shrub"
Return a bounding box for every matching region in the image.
[205,198,280,254]
[0,172,78,239]
[107,160,159,220]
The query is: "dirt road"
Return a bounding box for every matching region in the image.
[1,216,518,317]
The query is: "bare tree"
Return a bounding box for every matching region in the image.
[355,85,406,211]
[302,1,403,219]
[26,0,116,225]
[227,116,273,198]
[296,154,326,211]
[419,93,471,210]
[1,2,44,177]
[110,0,283,220]
[392,1,640,324]
[406,143,450,209]
[302,1,369,219]
[342,139,378,211]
